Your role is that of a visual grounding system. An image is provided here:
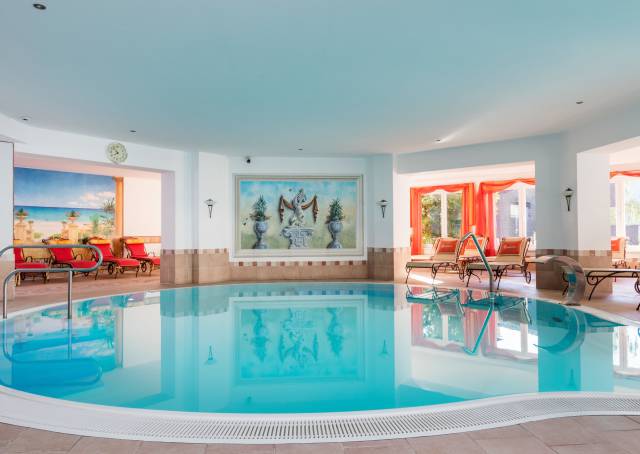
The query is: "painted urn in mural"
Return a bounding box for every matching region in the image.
[66,210,80,224]
[326,198,345,249]
[250,196,270,249]
[15,208,29,223]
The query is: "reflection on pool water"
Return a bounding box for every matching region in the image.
[0,283,636,414]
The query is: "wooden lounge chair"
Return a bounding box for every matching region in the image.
[122,237,160,275]
[14,247,48,286]
[88,238,141,279]
[46,239,99,278]
[405,237,460,283]
[465,237,531,290]
[612,237,628,268]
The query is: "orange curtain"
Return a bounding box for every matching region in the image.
[610,170,640,178]
[410,183,475,255]
[475,178,535,256]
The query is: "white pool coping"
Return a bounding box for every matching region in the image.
[2,282,640,443]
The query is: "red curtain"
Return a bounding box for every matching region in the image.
[475,178,535,256]
[610,170,640,178]
[410,183,475,255]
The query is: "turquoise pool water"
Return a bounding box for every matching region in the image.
[0,283,637,414]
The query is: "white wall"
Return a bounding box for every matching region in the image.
[193,152,230,250]
[123,176,162,237]
[396,134,577,250]
[0,113,193,251]
[0,142,13,256]
[576,152,611,251]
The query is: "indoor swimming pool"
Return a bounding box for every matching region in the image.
[1,282,638,416]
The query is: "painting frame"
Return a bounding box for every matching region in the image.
[233,175,364,258]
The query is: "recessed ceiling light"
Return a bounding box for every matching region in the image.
[576,100,584,105]
[19,116,30,122]
[129,129,137,133]
[32,3,46,10]
[298,148,303,151]
[435,139,442,143]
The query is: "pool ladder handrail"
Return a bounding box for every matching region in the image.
[0,244,103,319]
[460,232,495,295]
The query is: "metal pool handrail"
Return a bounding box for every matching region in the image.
[0,244,103,319]
[460,232,495,294]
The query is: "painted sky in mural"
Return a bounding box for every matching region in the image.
[14,167,116,242]
[237,177,361,253]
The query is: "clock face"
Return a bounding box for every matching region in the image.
[106,142,128,164]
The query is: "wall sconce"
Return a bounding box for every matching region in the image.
[204,198,216,218]
[563,188,574,212]
[376,199,389,218]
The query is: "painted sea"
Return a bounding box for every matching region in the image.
[14,205,115,241]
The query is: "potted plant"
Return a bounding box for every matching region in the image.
[250,196,270,249]
[15,208,29,222]
[66,210,80,223]
[326,198,345,249]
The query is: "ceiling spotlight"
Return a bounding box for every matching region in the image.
[435,138,442,143]
[19,116,30,122]
[298,148,303,151]
[32,3,46,10]
[129,129,137,133]
[576,100,584,105]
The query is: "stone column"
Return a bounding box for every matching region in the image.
[0,141,15,300]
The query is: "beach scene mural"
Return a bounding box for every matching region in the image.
[235,176,363,257]
[14,167,116,244]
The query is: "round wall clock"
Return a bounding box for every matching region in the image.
[106,142,128,164]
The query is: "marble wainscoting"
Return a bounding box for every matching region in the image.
[368,247,412,281]
[0,257,15,300]
[536,249,613,294]
[161,249,231,285]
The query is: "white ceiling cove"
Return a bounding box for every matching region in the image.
[1,1,640,156]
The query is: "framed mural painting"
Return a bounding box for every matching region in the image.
[234,175,363,258]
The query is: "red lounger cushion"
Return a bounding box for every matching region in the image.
[59,260,97,269]
[93,243,115,260]
[499,240,523,255]
[113,258,140,267]
[15,261,47,269]
[611,238,623,252]
[127,243,147,257]
[436,239,458,254]
[50,247,75,262]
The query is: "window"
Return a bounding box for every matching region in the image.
[421,191,462,252]
[611,177,640,248]
[493,184,536,247]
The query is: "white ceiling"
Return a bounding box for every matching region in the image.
[2,1,640,156]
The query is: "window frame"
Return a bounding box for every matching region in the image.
[611,176,640,252]
[492,183,536,249]
[421,190,463,253]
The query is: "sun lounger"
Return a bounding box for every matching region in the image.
[465,237,531,290]
[405,237,460,283]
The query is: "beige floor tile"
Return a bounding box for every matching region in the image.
[551,442,629,454]
[574,416,640,432]
[601,429,640,453]
[206,444,275,453]
[406,433,483,453]
[275,443,344,454]
[0,424,26,447]
[467,425,530,440]
[136,441,207,454]
[3,428,80,453]
[475,436,555,454]
[522,418,600,445]
[343,445,415,454]
[342,438,411,449]
[69,437,140,454]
